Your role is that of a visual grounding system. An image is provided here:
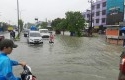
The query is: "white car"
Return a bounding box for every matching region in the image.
[39,29,50,38]
[27,31,43,44]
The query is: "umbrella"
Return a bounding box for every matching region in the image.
[120,27,125,31]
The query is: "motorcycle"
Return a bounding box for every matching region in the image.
[21,65,37,80]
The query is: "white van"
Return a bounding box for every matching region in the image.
[39,29,50,38]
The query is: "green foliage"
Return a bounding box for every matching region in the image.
[59,18,68,31]
[51,18,68,32]
[15,33,20,40]
[65,11,86,37]
[40,22,48,29]
[51,11,86,37]
[18,19,24,32]
[51,18,62,30]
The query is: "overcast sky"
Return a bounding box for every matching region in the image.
[0,0,95,25]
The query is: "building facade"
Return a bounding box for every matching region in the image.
[83,0,125,27]
[83,0,107,28]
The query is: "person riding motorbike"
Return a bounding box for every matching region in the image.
[0,39,26,80]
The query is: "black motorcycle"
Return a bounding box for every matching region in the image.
[21,65,37,80]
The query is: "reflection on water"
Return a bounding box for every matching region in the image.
[28,44,43,48]
[11,34,122,80]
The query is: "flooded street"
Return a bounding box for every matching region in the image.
[3,32,123,80]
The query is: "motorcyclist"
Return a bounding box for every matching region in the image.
[0,39,26,80]
[10,30,15,39]
[49,32,54,43]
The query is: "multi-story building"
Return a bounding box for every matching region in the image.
[83,0,125,27]
[83,0,107,28]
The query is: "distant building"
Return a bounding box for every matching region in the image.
[83,0,107,29]
[83,0,125,27]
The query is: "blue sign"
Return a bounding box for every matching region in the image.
[30,26,37,31]
[106,0,124,25]
[107,0,124,15]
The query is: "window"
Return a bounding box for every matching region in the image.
[102,10,106,15]
[40,30,48,33]
[92,13,94,17]
[30,33,41,37]
[102,18,106,23]
[87,14,90,18]
[92,5,95,10]
[96,19,99,23]
[96,12,100,16]
[97,4,100,9]
[102,2,106,7]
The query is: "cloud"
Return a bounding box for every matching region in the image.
[0,0,90,24]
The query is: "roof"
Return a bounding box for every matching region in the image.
[104,25,120,27]
[39,29,48,30]
[104,25,121,29]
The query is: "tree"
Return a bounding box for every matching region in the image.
[65,11,85,37]
[51,18,62,34]
[57,18,68,35]
[18,19,24,32]
[40,22,47,29]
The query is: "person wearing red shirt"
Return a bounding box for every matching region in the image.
[49,32,54,43]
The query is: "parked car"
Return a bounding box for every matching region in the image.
[0,35,5,41]
[27,31,43,44]
[39,29,50,38]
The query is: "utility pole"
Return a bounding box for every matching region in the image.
[17,0,20,34]
[88,0,94,36]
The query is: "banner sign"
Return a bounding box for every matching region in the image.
[106,0,124,25]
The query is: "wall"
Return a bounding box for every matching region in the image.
[106,29,119,36]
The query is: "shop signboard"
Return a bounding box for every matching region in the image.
[106,0,124,25]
